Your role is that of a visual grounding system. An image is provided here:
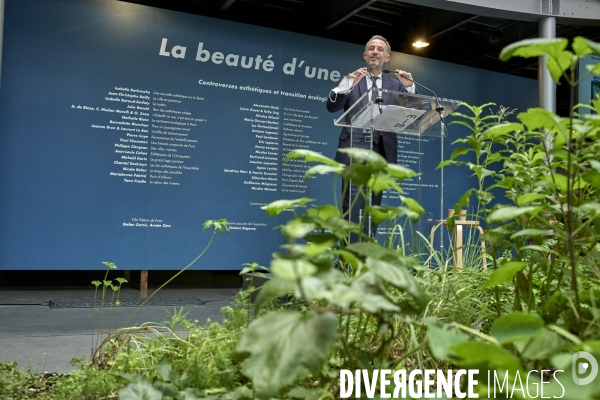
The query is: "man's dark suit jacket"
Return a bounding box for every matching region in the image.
[326,75,410,166]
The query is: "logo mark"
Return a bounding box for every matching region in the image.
[572,351,598,385]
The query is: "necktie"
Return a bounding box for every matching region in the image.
[369,76,379,101]
[370,76,381,145]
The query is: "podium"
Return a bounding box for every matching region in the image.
[333,87,461,246]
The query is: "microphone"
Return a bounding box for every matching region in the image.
[382,69,438,99]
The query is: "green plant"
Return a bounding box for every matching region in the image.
[102,302,252,399]
[227,147,432,398]
[89,219,229,365]
[90,261,128,362]
[429,36,600,398]
[239,262,270,327]
[122,219,229,327]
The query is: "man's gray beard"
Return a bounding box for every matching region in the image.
[367,59,382,70]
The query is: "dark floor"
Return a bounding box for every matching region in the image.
[0,287,238,372]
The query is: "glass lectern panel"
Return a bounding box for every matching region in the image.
[334,88,460,137]
[333,87,461,251]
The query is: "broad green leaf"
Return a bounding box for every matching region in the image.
[180,387,205,399]
[320,217,361,238]
[594,216,600,235]
[467,136,480,150]
[510,229,554,239]
[346,242,400,260]
[589,160,600,172]
[304,165,344,179]
[282,244,314,259]
[350,272,401,312]
[155,360,180,383]
[483,261,528,288]
[353,292,401,313]
[580,113,600,126]
[452,102,496,118]
[517,193,547,206]
[202,218,229,233]
[338,147,387,169]
[367,257,428,307]
[450,111,477,120]
[546,50,576,82]
[449,119,477,132]
[490,313,544,345]
[102,261,117,269]
[285,149,340,166]
[519,244,553,254]
[385,163,419,180]
[304,233,339,245]
[482,122,523,139]
[254,277,296,311]
[532,151,547,163]
[518,108,563,132]
[304,240,336,258]
[450,147,471,160]
[455,190,473,214]
[369,175,402,194]
[306,204,340,220]
[469,163,495,180]
[309,251,335,273]
[521,329,566,360]
[332,249,363,272]
[437,159,458,169]
[579,202,600,217]
[544,173,568,193]
[238,311,337,398]
[546,348,600,399]
[295,275,328,301]
[592,99,600,114]
[576,36,600,56]
[401,196,425,216]
[581,340,600,352]
[270,259,317,280]
[368,206,406,225]
[573,36,593,57]
[262,198,314,216]
[323,282,362,309]
[488,206,543,223]
[118,380,163,400]
[425,319,469,361]
[553,130,567,147]
[287,387,328,400]
[552,353,573,370]
[573,177,588,191]
[152,381,180,398]
[368,205,419,225]
[583,160,600,190]
[450,341,524,374]
[586,63,600,75]
[281,218,317,239]
[341,163,377,185]
[499,38,568,62]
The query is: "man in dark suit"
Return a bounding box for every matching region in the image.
[326,35,416,238]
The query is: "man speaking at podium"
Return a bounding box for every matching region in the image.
[326,35,416,238]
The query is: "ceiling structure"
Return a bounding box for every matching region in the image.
[122,0,600,116]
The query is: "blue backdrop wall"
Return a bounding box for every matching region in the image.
[0,0,538,270]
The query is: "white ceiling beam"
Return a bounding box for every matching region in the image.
[392,0,600,24]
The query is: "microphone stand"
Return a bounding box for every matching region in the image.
[383,69,448,259]
[367,70,384,114]
[362,69,383,239]
[383,69,448,136]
